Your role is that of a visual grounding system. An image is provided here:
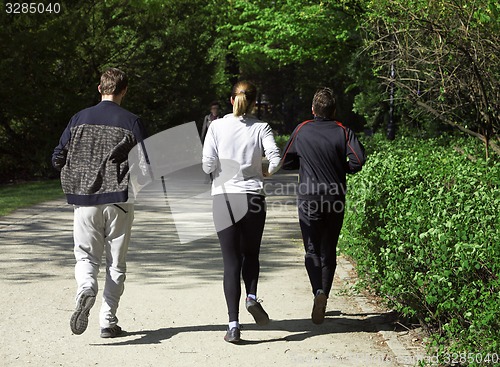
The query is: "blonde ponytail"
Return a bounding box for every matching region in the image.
[233,91,248,116]
[231,81,257,117]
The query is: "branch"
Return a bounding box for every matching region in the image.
[416,101,500,155]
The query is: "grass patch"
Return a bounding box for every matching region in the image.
[0,180,64,217]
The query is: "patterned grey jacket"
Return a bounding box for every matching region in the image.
[52,101,147,206]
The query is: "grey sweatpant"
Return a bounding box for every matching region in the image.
[73,203,134,328]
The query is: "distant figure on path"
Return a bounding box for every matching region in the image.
[201,101,222,144]
[282,87,366,324]
[52,68,147,338]
[202,81,281,343]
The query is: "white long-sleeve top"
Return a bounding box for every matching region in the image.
[202,113,281,196]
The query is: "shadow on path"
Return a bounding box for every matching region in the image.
[0,198,302,284]
[91,311,398,347]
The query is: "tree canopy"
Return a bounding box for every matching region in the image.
[0,0,498,182]
[361,0,500,155]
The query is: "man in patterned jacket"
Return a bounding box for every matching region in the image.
[52,68,147,338]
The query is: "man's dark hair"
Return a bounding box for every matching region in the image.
[100,68,128,95]
[210,101,221,108]
[312,87,336,119]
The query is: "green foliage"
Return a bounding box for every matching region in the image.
[360,0,500,155]
[219,0,357,67]
[0,0,373,182]
[0,0,220,182]
[0,180,63,216]
[213,0,367,131]
[341,134,500,364]
[2,0,498,181]
[274,134,290,152]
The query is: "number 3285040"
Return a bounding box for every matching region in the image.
[5,3,61,14]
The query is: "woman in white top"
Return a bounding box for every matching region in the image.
[202,81,281,343]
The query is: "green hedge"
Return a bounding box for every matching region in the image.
[340,135,500,365]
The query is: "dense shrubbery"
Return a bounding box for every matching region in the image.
[340,134,500,364]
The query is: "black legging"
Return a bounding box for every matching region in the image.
[298,199,345,298]
[213,194,266,322]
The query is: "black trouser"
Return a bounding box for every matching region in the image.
[213,194,266,322]
[298,198,345,298]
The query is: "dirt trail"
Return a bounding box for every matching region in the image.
[0,172,423,367]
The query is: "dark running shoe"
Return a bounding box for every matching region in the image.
[246,297,270,326]
[100,325,124,338]
[312,291,328,324]
[224,327,241,343]
[70,289,96,335]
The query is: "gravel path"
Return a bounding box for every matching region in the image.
[0,172,421,367]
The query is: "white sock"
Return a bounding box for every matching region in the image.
[247,294,257,300]
[229,321,239,329]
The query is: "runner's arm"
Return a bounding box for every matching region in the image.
[52,120,73,171]
[345,128,366,173]
[262,124,281,175]
[281,132,300,170]
[202,123,218,174]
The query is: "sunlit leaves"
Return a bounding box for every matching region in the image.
[341,134,500,362]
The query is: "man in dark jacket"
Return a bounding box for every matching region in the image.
[52,68,147,338]
[282,87,366,324]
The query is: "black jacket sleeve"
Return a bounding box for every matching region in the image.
[52,119,73,171]
[132,117,147,144]
[345,128,366,173]
[281,128,300,170]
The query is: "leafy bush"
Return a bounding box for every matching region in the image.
[274,134,290,152]
[340,134,500,365]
